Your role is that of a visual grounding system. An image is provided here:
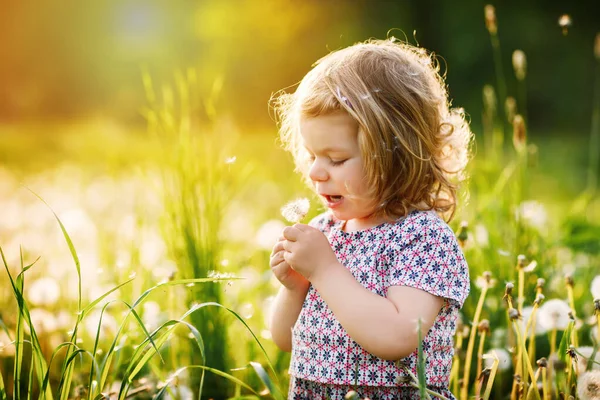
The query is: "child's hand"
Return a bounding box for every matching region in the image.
[270,237,309,291]
[282,224,339,281]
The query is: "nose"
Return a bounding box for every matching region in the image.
[308,159,328,182]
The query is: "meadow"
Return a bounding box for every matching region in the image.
[1,6,600,400]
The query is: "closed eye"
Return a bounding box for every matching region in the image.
[331,159,348,166]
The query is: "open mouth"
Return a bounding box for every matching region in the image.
[323,194,344,206]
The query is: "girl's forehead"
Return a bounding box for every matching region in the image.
[299,113,360,151]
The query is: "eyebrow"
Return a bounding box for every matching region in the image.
[303,146,347,154]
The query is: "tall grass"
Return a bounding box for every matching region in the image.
[0,193,284,399]
[141,68,255,398]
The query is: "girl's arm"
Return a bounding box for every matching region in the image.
[268,239,310,352]
[310,262,443,360]
[268,281,309,352]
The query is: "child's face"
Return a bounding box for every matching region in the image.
[300,112,383,231]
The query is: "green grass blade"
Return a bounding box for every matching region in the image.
[95,299,164,393]
[152,366,259,399]
[41,342,78,395]
[81,278,135,315]
[557,321,574,363]
[57,349,94,397]
[249,362,285,400]
[0,369,6,400]
[25,188,82,311]
[23,188,81,400]
[416,318,427,399]
[13,261,24,400]
[27,346,34,400]
[187,302,280,384]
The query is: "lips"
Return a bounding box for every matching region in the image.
[320,194,344,208]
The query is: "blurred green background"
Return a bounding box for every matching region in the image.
[1,0,598,135]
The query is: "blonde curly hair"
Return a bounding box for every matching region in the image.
[272,39,473,222]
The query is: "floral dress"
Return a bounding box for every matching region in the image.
[288,210,470,400]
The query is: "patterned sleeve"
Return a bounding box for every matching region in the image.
[307,212,334,234]
[388,211,470,308]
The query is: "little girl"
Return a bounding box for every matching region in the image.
[269,39,472,399]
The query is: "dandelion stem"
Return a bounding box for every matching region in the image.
[476,331,487,381]
[550,329,556,359]
[517,268,524,314]
[511,320,541,400]
[460,284,488,400]
[541,366,549,400]
[566,285,578,347]
[482,353,499,400]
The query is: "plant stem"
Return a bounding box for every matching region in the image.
[460,285,488,400]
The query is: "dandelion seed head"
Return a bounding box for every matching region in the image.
[591,276,600,299]
[565,273,574,287]
[517,201,548,232]
[484,5,497,35]
[536,357,548,368]
[558,14,572,36]
[538,299,571,331]
[478,319,490,333]
[484,348,512,371]
[536,278,546,290]
[27,277,61,307]
[520,306,547,336]
[508,308,520,321]
[512,50,527,81]
[225,156,237,164]
[281,198,310,223]
[577,371,600,400]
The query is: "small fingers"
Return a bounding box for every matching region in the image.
[282,239,294,252]
[282,226,299,241]
[270,251,285,267]
[271,240,285,256]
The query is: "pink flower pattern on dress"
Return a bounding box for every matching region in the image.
[289,210,469,398]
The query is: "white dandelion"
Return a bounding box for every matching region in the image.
[29,308,58,334]
[473,223,489,248]
[591,275,600,299]
[27,277,61,307]
[84,310,118,339]
[538,299,571,331]
[0,330,15,357]
[577,370,600,400]
[281,198,310,223]
[517,200,548,231]
[484,348,512,371]
[520,306,548,336]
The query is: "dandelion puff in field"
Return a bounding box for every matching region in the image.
[281,198,310,223]
[517,200,548,231]
[538,299,571,331]
[0,330,15,357]
[577,371,600,400]
[27,277,61,307]
[520,306,548,336]
[484,348,512,371]
[591,275,600,299]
